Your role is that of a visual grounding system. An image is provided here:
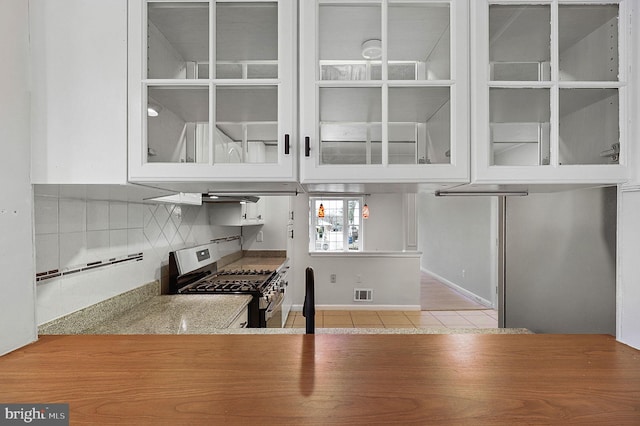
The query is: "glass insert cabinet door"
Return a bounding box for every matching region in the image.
[300,0,469,184]
[128,0,295,181]
[472,0,628,184]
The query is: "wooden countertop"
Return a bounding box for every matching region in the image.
[1,334,639,424]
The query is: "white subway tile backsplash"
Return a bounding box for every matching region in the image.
[127,203,144,229]
[86,230,110,263]
[35,233,59,272]
[127,228,147,254]
[109,202,128,230]
[59,231,87,269]
[109,229,128,258]
[87,200,109,231]
[34,196,59,235]
[59,199,86,233]
[34,191,240,325]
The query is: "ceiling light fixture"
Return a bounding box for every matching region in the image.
[361,39,382,60]
[147,102,163,117]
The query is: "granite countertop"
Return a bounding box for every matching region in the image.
[84,294,252,334]
[220,255,287,272]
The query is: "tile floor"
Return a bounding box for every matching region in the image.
[285,309,499,329]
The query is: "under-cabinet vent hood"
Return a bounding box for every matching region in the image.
[202,194,259,204]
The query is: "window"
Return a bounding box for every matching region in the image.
[309,198,362,252]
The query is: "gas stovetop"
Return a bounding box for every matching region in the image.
[178,269,275,294]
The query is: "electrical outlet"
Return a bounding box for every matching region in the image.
[356,274,362,283]
[462,269,466,278]
[256,231,263,242]
[330,274,336,283]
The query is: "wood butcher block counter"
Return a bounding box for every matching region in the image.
[1,334,639,424]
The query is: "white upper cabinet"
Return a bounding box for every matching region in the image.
[128,0,296,183]
[299,0,470,185]
[30,0,128,184]
[471,0,630,184]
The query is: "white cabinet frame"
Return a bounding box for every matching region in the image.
[128,0,297,183]
[471,0,630,185]
[300,0,470,185]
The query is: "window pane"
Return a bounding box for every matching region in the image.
[147,86,209,163]
[388,3,450,80]
[147,2,209,79]
[216,2,278,79]
[489,5,551,81]
[490,88,550,166]
[559,5,619,81]
[559,89,619,165]
[319,4,381,81]
[311,199,361,252]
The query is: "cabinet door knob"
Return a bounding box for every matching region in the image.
[305,136,310,157]
[284,134,290,155]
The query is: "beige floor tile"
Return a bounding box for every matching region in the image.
[352,316,383,326]
[430,310,464,316]
[377,311,411,316]
[437,316,474,327]
[384,323,415,329]
[410,316,444,327]
[467,317,498,328]
[322,310,351,316]
[460,311,493,317]
[350,310,380,317]
[380,315,413,326]
[293,316,308,327]
[324,316,353,327]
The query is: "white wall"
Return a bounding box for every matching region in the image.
[289,194,420,309]
[618,189,640,348]
[417,193,496,306]
[34,189,239,325]
[505,187,616,334]
[242,196,289,251]
[0,0,37,355]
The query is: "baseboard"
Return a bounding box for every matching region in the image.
[291,304,421,312]
[421,268,493,308]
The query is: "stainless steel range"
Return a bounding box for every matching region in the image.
[168,244,288,328]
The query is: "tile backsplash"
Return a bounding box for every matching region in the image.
[34,187,239,325]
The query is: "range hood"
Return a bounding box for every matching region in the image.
[202,194,259,203]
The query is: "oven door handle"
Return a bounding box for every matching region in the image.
[265,293,285,319]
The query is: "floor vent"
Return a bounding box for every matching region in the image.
[354,288,373,302]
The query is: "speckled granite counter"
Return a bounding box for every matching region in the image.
[220,255,287,272]
[84,295,252,334]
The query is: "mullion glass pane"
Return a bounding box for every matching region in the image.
[147,2,209,80]
[559,89,619,165]
[388,3,450,80]
[489,5,551,81]
[147,86,209,163]
[216,2,278,79]
[559,5,619,81]
[319,4,381,81]
[388,87,450,165]
[215,86,278,164]
[490,88,550,166]
[319,88,382,165]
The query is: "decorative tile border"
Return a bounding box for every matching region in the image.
[36,252,144,283]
